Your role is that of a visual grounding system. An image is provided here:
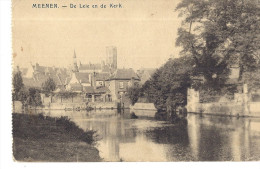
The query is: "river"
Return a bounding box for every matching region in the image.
[39,109,260,161]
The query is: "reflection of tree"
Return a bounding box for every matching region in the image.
[145,120,189,146]
[197,124,231,161]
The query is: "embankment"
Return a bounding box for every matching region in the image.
[12,113,102,162]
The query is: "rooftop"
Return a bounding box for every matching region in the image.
[107,68,140,81]
[95,72,110,81]
[74,72,91,83]
[78,63,102,71]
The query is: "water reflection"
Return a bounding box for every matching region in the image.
[32,109,260,161]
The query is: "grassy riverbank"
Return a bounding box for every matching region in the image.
[12,113,102,162]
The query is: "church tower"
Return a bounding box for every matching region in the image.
[106,46,117,70]
[72,50,79,72]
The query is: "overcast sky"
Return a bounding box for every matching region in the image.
[12,0,182,70]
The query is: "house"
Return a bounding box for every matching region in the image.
[84,86,112,102]
[66,71,111,89]
[65,71,112,102]
[67,72,91,89]
[106,68,140,101]
[66,68,140,103]
[95,72,110,87]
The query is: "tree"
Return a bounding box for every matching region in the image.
[17,87,29,104]
[13,70,24,100]
[243,63,260,92]
[127,84,141,105]
[140,57,193,111]
[176,0,260,85]
[26,88,42,107]
[42,77,56,93]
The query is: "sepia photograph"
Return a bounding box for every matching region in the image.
[9,0,260,162]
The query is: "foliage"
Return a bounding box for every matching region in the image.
[25,88,42,107]
[243,64,260,92]
[141,57,193,111]
[127,84,141,105]
[176,0,260,84]
[13,70,24,100]
[42,77,56,93]
[17,87,29,103]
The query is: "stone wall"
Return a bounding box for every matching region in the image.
[187,85,260,117]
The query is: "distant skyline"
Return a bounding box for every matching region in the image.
[12,0,182,70]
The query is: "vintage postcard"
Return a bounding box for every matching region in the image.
[11,0,260,162]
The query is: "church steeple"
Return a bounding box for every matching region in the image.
[72,50,79,72]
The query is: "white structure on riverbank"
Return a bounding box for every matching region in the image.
[187,84,260,117]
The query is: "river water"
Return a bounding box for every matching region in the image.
[40,109,260,161]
